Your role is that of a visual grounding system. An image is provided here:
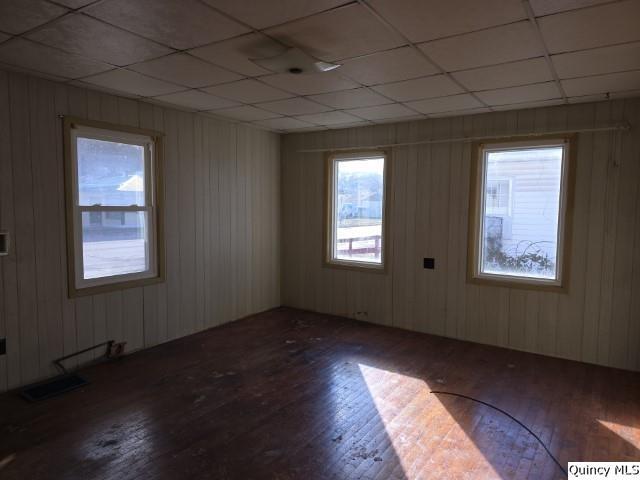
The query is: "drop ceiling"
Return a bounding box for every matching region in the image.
[0,0,638,133]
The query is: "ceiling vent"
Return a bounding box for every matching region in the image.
[250,48,340,75]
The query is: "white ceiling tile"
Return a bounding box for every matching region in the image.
[610,89,640,100]
[492,98,565,110]
[154,90,240,110]
[264,4,405,62]
[327,120,373,129]
[143,96,198,112]
[372,75,463,102]
[27,14,172,66]
[260,71,358,95]
[82,69,184,97]
[561,70,640,97]
[367,0,526,43]
[373,114,425,124]
[345,103,417,120]
[202,0,350,29]
[428,107,491,117]
[255,117,316,131]
[0,38,112,79]
[202,79,293,103]
[552,42,640,79]
[529,0,612,16]
[452,58,553,91]
[308,88,392,109]
[128,53,242,88]
[418,21,543,72]
[84,0,249,50]
[405,94,484,114]
[0,0,67,35]
[53,0,95,7]
[568,91,640,103]
[213,105,282,121]
[189,33,283,77]
[339,47,439,86]
[567,94,610,104]
[1,62,68,83]
[475,82,561,106]
[538,0,640,53]
[295,111,363,126]
[257,97,331,116]
[71,79,142,98]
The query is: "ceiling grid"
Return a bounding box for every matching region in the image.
[0,0,637,132]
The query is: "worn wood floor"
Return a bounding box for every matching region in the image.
[0,307,638,480]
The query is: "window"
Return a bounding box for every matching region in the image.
[64,117,164,296]
[485,178,511,216]
[468,136,575,290]
[325,151,389,270]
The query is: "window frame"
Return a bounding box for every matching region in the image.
[467,135,576,292]
[63,116,165,297]
[323,150,390,273]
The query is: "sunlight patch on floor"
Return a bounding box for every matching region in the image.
[357,364,500,478]
[598,419,640,448]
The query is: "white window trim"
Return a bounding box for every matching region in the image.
[469,137,574,290]
[325,151,389,271]
[65,118,164,296]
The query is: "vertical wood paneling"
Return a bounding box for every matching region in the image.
[139,102,160,347]
[0,71,281,392]
[609,100,639,369]
[178,112,197,338]
[0,70,19,389]
[29,78,64,378]
[163,109,180,340]
[10,74,40,384]
[627,104,640,371]
[282,97,640,372]
[194,116,205,333]
[556,103,594,361]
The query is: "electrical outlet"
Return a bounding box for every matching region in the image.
[0,338,6,356]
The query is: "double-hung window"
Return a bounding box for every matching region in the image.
[468,136,575,291]
[325,151,389,271]
[64,117,164,296]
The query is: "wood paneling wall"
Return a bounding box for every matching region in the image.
[282,98,640,372]
[0,71,281,392]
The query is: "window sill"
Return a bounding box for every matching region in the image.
[467,274,567,293]
[323,259,388,274]
[68,275,165,298]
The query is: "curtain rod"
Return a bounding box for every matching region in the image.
[296,123,631,153]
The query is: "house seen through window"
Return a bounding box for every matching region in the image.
[65,118,163,296]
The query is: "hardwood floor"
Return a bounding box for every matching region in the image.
[0,307,638,479]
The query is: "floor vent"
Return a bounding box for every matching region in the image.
[20,374,88,402]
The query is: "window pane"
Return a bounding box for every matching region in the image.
[481,146,563,280]
[81,211,149,280]
[77,137,145,206]
[334,157,384,264]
